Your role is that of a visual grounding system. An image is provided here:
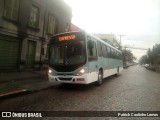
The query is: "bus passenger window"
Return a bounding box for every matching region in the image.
[107,47,110,57]
[87,40,97,60]
[102,44,107,58]
[97,42,102,57]
[110,49,114,58]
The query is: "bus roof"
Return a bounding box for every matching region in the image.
[84,31,121,53]
[51,31,121,53]
[50,31,84,37]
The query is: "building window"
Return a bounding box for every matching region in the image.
[29,5,40,28]
[4,0,20,21]
[47,14,56,34]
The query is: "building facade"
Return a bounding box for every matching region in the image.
[0,0,72,71]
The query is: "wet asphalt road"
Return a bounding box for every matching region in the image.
[0,65,160,120]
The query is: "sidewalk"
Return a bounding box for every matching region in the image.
[0,70,56,97]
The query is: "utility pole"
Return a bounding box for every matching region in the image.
[118,34,125,50]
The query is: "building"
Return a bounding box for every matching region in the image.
[0,0,72,71]
[70,24,82,31]
[94,33,120,48]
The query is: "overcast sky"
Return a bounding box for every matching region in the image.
[64,0,160,60]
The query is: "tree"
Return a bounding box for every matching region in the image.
[140,44,160,66]
[139,55,149,64]
[122,49,136,63]
[147,44,160,65]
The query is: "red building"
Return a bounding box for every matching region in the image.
[70,24,82,31]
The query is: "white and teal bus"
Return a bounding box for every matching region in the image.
[48,31,123,85]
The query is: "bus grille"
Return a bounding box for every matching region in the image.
[58,77,72,81]
[57,73,74,75]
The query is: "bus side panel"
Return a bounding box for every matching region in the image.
[97,57,107,76]
[97,57,105,70]
[103,58,123,78]
[85,72,98,84]
[87,61,99,83]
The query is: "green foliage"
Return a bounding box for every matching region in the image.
[140,44,160,65]
[122,49,136,63]
[139,55,149,64]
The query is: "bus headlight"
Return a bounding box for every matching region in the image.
[77,68,85,76]
[48,69,57,76]
[48,69,52,74]
[80,68,85,74]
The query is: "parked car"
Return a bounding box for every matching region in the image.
[144,64,149,67]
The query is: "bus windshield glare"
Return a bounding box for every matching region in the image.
[49,41,85,66]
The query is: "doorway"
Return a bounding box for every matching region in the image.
[26,40,36,68]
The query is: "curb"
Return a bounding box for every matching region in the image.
[0,89,28,98]
[0,83,60,98]
[0,83,57,98]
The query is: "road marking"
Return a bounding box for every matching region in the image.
[0,89,27,97]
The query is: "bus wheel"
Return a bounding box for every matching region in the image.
[96,70,103,86]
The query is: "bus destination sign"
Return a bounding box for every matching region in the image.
[59,35,76,41]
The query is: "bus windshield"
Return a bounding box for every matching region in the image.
[49,41,86,66]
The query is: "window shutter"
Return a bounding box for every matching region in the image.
[4,0,19,21]
[4,0,12,19]
[48,15,56,34]
[12,0,19,21]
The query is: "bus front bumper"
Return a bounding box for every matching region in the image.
[48,74,89,84]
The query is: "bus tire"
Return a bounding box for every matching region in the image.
[96,70,103,86]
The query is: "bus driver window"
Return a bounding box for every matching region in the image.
[87,40,97,61]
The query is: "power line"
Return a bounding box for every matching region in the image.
[123,46,148,50]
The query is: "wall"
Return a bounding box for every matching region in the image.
[0,0,72,71]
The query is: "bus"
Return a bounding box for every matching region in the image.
[48,31,123,85]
